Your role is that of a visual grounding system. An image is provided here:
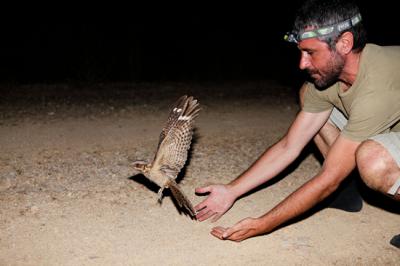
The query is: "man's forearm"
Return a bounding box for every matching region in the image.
[226,110,331,200]
[227,138,303,199]
[213,168,354,242]
[256,172,340,234]
[256,135,358,234]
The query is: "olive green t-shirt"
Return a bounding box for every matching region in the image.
[303,44,400,142]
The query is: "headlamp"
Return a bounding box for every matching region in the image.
[284,13,362,43]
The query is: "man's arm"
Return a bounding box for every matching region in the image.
[195,109,332,221]
[213,134,360,242]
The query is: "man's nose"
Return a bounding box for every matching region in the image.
[299,52,310,70]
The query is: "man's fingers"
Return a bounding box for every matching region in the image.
[225,231,247,242]
[221,222,244,239]
[195,208,210,220]
[194,206,208,217]
[193,186,212,212]
[211,226,242,241]
[194,201,207,212]
[210,212,223,223]
[196,209,216,222]
[220,219,257,242]
[211,226,227,239]
[221,227,235,239]
[195,186,211,195]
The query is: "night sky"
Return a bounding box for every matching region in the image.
[0,1,398,85]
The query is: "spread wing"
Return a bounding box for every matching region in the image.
[152,95,200,179]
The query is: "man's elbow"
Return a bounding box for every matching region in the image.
[321,181,341,199]
[280,135,304,159]
[317,171,347,200]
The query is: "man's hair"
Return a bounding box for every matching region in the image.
[293,0,367,52]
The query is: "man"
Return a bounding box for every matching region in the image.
[194,0,400,247]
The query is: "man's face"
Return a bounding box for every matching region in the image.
[298,38,345,89]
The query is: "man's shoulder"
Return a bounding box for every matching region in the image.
[362,43,400,62]
[359,43,400,86]
[302,82,338,113]
[364,43,400,50]
[304,82,339,97]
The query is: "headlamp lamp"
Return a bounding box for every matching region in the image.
[284,13,362,43]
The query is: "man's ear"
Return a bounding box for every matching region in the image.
[336,31,354,55]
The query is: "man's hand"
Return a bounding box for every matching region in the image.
[194,184,236,222]
[211,217,263,242]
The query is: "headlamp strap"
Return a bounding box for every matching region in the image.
[284,13,362,43]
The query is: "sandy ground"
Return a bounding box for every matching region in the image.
[0,81,399,265]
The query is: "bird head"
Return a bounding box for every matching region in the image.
[132,160,151,175]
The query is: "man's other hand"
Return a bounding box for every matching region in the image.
[194,184,236,222]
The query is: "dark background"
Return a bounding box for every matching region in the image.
[0,1,398,86]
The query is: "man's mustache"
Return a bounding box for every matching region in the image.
[307,69,318,75]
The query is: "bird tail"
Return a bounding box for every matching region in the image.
[167,179,196,218]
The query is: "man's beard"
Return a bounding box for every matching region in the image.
[308,51,345,89]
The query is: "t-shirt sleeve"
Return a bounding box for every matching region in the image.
[343,91,400,141]
[302,82,333,113]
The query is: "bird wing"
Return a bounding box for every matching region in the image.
[167,178,196,217]
[152,95,200,179]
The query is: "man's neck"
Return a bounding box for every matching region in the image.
[339,50,362,91]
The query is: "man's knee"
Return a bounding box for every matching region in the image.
[356,140,394,192]
[356,140,386,191]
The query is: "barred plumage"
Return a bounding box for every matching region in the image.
[132,95,200,217]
